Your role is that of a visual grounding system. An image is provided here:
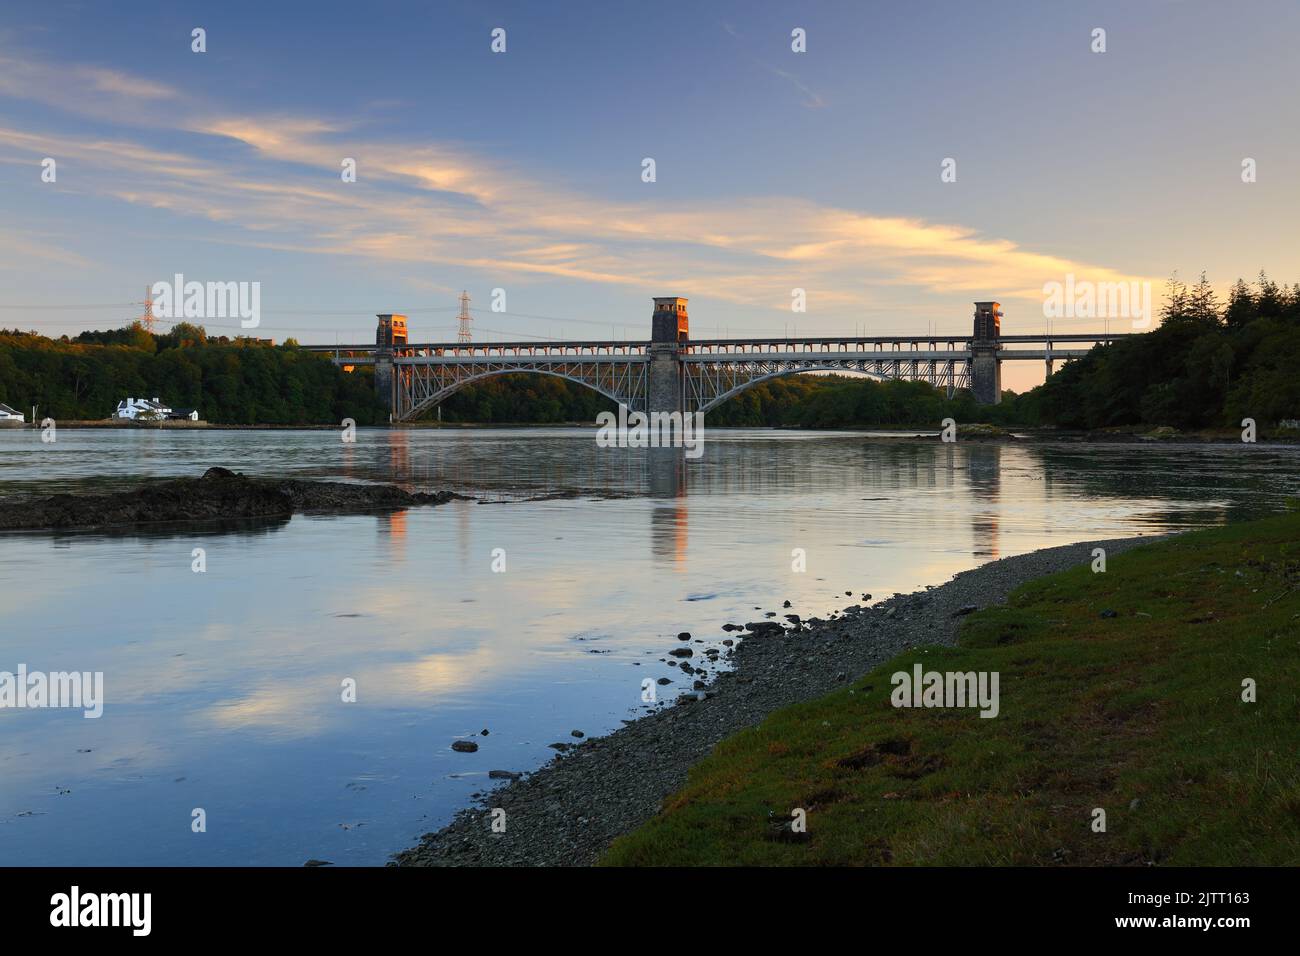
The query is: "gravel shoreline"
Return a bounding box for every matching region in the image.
[393,532,1168,867]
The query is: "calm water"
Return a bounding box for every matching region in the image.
[1,428,1297,865]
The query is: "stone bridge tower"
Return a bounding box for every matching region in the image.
[648,297,688,415]
[373,313,408,421]
[970,301,1002,405]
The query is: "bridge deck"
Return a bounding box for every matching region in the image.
[302,331,1130,358]
[321,349,1093,366]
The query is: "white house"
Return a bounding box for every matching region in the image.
[113,397,172,421]
[0,403,24,423]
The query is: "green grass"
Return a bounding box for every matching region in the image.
[602,511,1300,866]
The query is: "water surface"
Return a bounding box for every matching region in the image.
[1,428,1295,865]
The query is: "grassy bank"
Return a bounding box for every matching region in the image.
[603,510,1300,866]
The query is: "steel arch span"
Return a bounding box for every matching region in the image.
[685,357,970,414]
[393,359,648,422]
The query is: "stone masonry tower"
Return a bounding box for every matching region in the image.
[648,297,688,415]
[970,301,1002,405]
[373,313,408,420]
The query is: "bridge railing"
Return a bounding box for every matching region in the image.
[301,331,1132,363]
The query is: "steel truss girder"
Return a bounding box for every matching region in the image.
[391,354,975,421]
[683,358,972,413]
[394,357,648,422]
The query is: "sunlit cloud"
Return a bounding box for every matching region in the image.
[84,67,177,101]
[0,50,1158,322]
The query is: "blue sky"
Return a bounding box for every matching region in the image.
[1,0,1298,388]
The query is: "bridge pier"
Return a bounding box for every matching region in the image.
[374,348,394,421]
[970,301,1003,405]
[647,297,688,416]
[373,313,407,423]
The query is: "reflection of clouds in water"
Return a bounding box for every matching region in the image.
[205,645,505,734]
[170,509,667,736]
[120,572,611,737]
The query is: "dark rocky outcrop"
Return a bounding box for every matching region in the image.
[0,467,465,531]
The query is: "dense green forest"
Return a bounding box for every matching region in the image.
[0,321,613,426]
[1017,272,1300,429]
[435,372,615,423]
[703,375,993,427]
[3,271,1297,429]
[0,322,388,425]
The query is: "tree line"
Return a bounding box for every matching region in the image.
[1013,272,1300,429]
[0,322,387,425]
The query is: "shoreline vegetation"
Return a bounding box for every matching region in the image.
[600,510,1300,866]
[397,509,1300,867]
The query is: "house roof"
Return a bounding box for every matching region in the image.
[0,403,19,415]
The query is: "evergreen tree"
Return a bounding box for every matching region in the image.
[1189,271,1220,325]
[1160,273,1190,321]
[1256,270,1283,318]
[1223,278,1255,330]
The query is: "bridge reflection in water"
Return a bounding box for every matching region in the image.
[965,443,1002,560]
[648,447,689,566]
[629,439,1006,568]
[359,433,1013,570]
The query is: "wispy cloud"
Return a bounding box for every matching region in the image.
[770,68,826,109]
[0,51,1155,325]
[0,53,181,123]
[719,21,827,110]
[83,67,177,100]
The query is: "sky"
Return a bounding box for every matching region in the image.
[1,0,1298,391]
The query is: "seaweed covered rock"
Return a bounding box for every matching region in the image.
[0,468,463,531]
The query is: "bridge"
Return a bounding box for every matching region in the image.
[303,299,1131,423]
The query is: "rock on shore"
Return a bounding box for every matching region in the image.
[0,467,465,531]
[393,533,1166,868]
